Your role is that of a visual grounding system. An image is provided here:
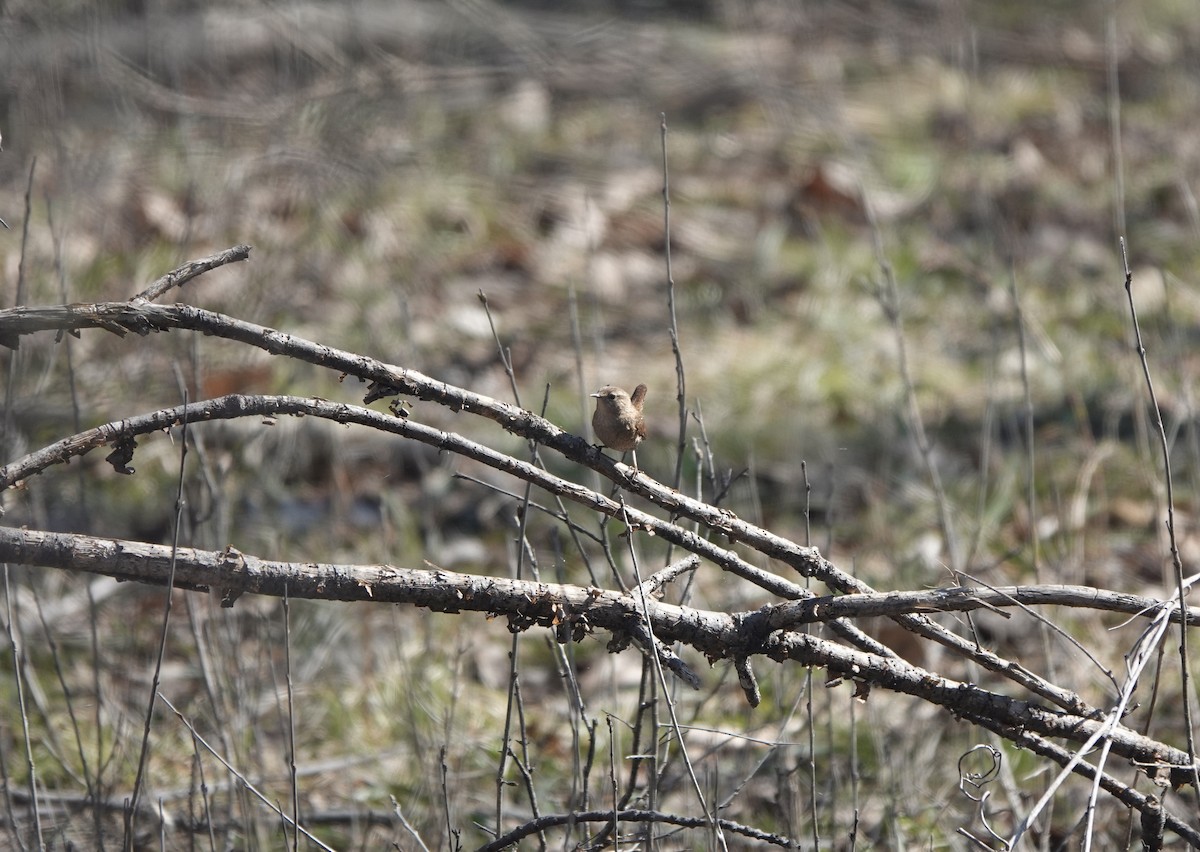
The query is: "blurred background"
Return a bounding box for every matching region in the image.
[2,0,1200,847]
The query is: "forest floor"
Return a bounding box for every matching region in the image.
[2,1,1199,847]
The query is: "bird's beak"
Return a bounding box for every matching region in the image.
[589,392,601,398]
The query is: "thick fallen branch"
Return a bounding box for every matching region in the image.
[0,524,1195,816]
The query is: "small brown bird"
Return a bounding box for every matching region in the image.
[591,384,647,460]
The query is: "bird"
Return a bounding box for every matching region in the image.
[591,383,647,464]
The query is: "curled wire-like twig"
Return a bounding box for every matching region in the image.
[956,744,1007,849]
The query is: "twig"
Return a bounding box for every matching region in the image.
[619,507,725,852]
[185,711,218,850]
[451,472,604,545]
[1,568,39,851]
[1119,236,1199,788]
[762,583,1200,628]
[130,245,253,303]
[660,114,689,496]
[957,570,1117,691]
[30,587,92,791]
[0,158,41,852]
[800,460,818,848]
[440,746,459,850]
[391,797,432,852]
[631,555,701,597]
[0,158,36,467]
[864,201,962,575]
[481,291,601,587]
[156,694,335,851]
[124,393,189,848]
[283,585,299,852]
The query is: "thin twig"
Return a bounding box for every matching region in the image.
[622,500,726,851]
[661,114,689,492]
[185,718,217,850]
[1,568,38,851]
[440,746,459,850]
[283,585,299,852]
[0,157,42,852]
[865,203,962,575]
[391,797,432,852]
[156,694,335,851]
[1119,237,1198,787]
[125,393,190,848]
[0,158,36,471]
[31,588,92,792]
[481,291,601,586]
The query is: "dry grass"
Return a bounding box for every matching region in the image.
[3,0,1200,847]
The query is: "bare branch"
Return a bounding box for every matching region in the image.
[764,586,1200,629]
[0,523,1196,791]
[130,245,253,303]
